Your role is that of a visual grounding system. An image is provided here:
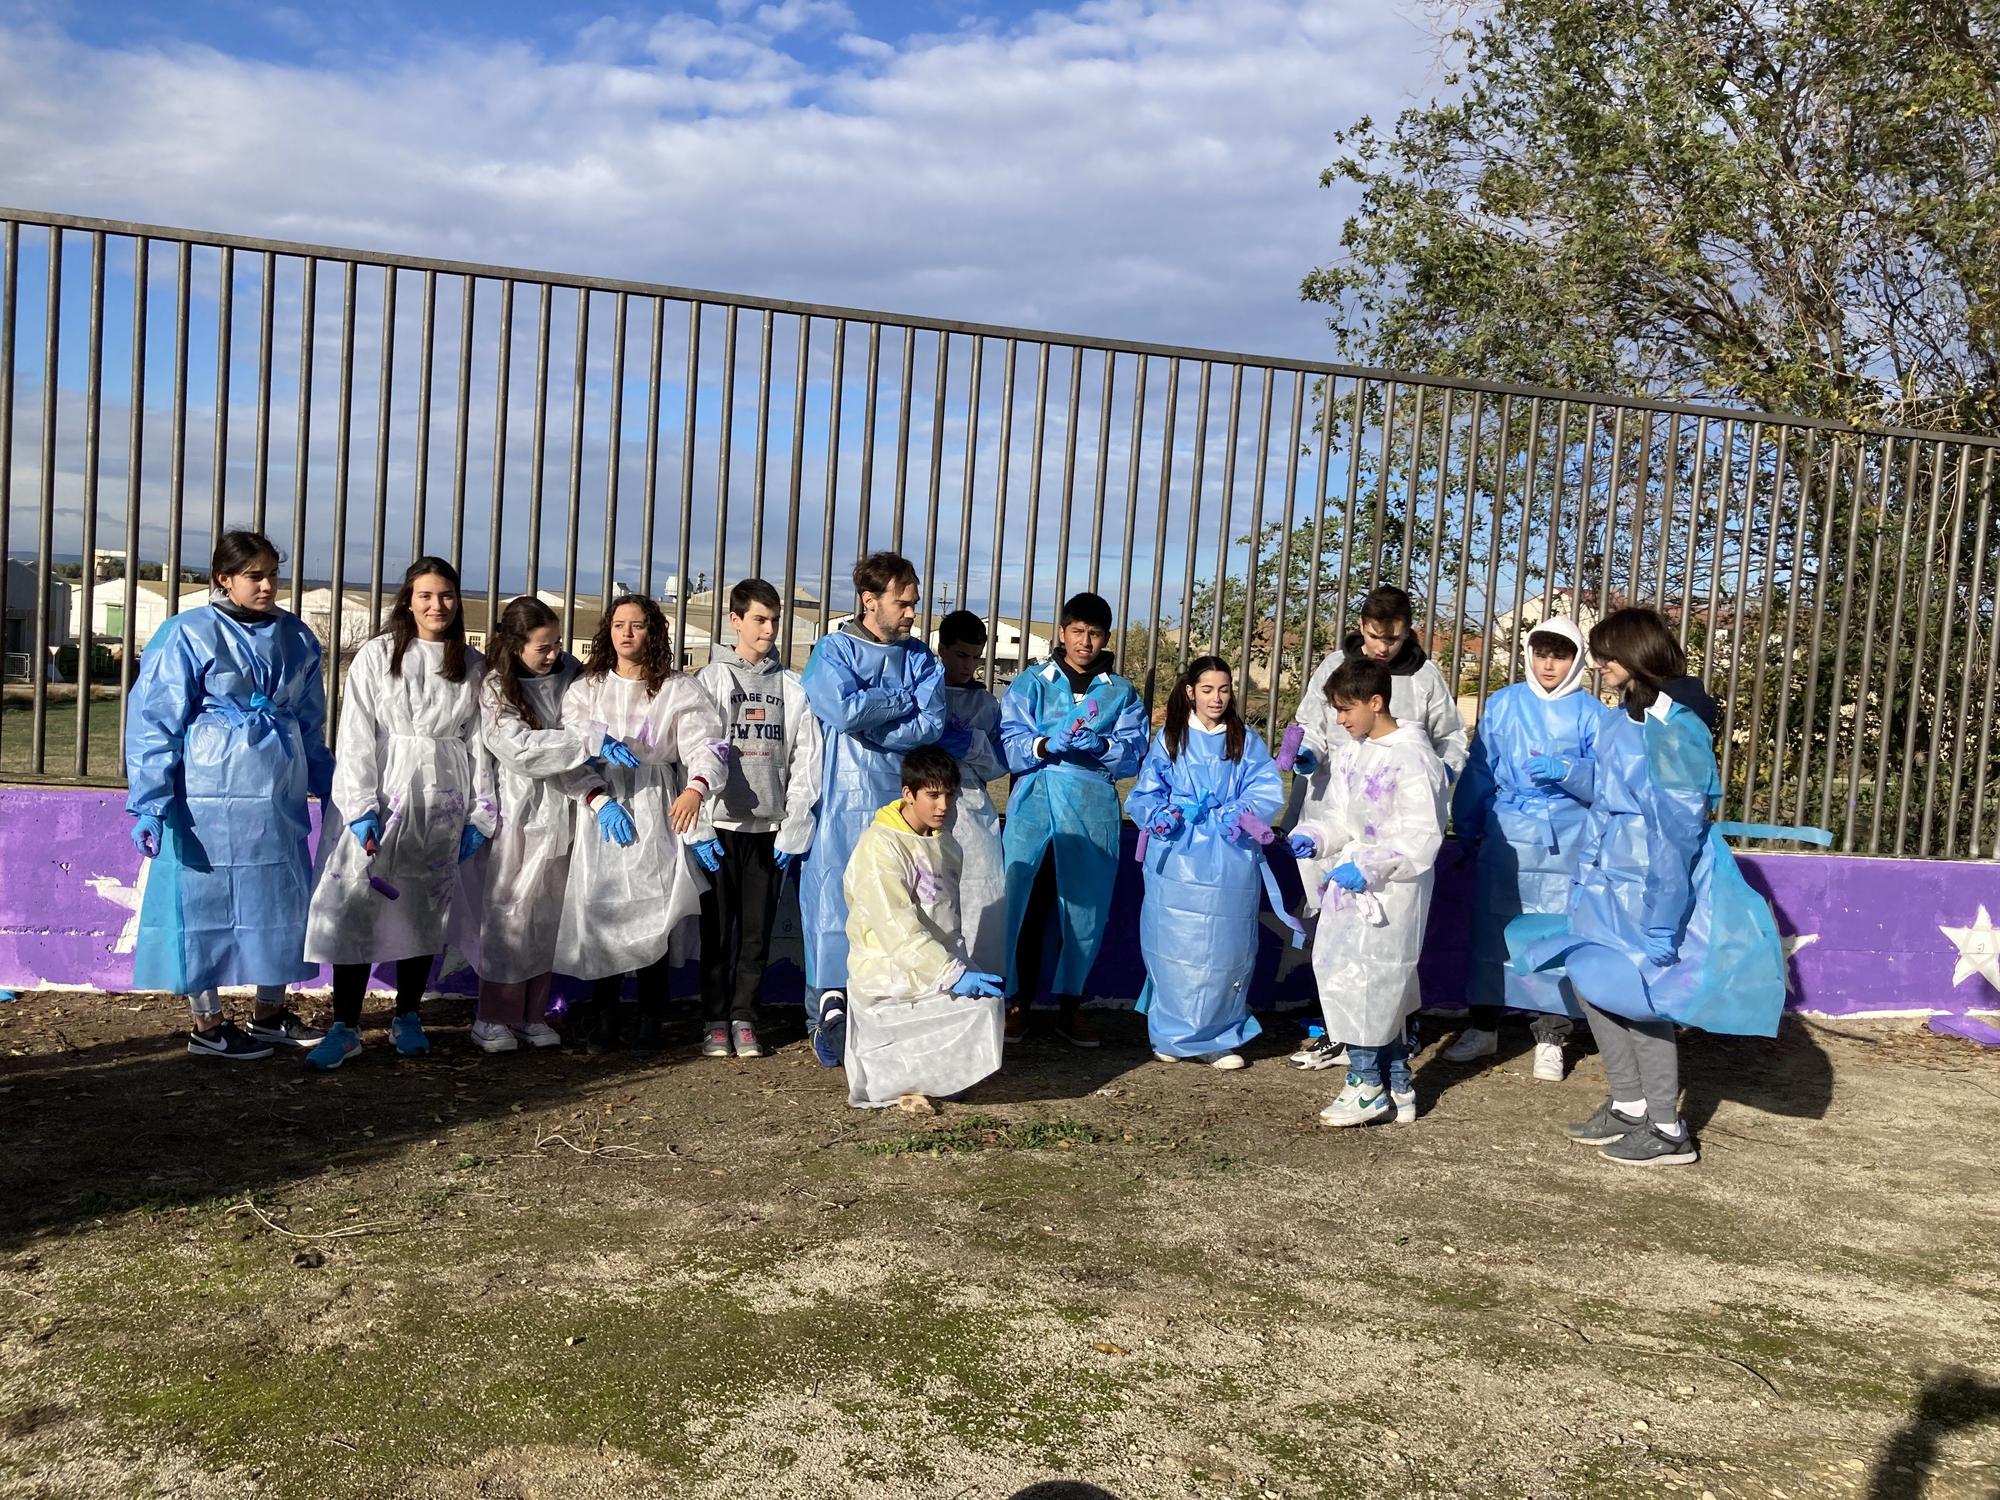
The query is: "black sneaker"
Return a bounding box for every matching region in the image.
[1565,1100,1648,1145]
[1601,1121,1699,1168]
[187,1020,275,1061]
[245,1008,325,1048]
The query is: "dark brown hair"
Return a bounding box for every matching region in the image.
[900,744,959,795]
[210,529,281,583]
[854,551,918,602]
[1163,655,1245,763]
[383,555,468,682]
[1588,606,1686,719]
[729,577,781,616]
[1357,584,1414,630]
[1526,627,1579,660]
[488,595,561,730]
[584,593,676,696]
[1326,656,1393,710]
[938,609,987,650]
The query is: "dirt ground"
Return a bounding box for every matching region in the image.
[0,989,1995,1500]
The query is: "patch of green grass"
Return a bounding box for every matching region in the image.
[861,1113,1114,1156]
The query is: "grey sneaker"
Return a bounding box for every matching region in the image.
[701,1024,731,1058]
[731,1021,765,1058]
[1601,1122,1699,1167]
[1565,1100,1647,1145]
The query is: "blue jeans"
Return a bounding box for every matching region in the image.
[1346,1020,1415,1094]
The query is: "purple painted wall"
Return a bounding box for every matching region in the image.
[3,786,1997,1017]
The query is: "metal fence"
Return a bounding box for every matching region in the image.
[1,205,1995,859]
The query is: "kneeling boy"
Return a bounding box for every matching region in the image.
[838,746,1006,1108]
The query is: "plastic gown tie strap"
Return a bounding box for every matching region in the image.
[1712,821,1834,847]
[210,689,298,759]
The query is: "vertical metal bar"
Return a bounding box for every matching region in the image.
[1506,397,1542,673]
[955,334,984,622]
[1573,406,1598,617]
[252,250,275,532]
[1894,440,1950,851]
[1088,348,1117,594]
[1790,434,1837,827]
[29,227,62,774]
[600,291,629,614]
[856,323,880,554]
[712,307,739,649]
[891,326,915,553]
[325,261,358,738]
[1717,424,1766,808]
[210,245,233,546]
[1542,399,1568,628]
[1652,412,1677,605]
[1178,361,1214,680]
[1944,449,1995,854]
[485,280,513,631]
[1422,387,1455,635]
[1053,348,1085,620]
[1817,441,1867,836]
[1628,410,1652,602]
[1142,357,1179,712]
[1264,368,1305,737]
[1701,420,1736,680]
[117,237,148,753]
[1332,379,1370,653]
[72,232,105,776]
[525,283,553,595]
[1397,383,1426,588]
[0,222,15,768]
[1736,424,1789,823]
[366,264,396,637]
[165,241,191,622]
[1917,441,1973,855]
[673,303,700,657]
[1294,371,1334,689]
[985,338,1017,685]
[1842,438,1898,848]
[638,296,665,600]
[1366,381,1396,583]
[1114,354,1148,666]
[1676,417,1711,652]
[288,257,315,617]
[921,332,950,627]
[1473,395,1514,703]
[561,289,590,645]
[1966,454,2000,856]
[410,269,436,561]
[749,308,774,578]
[449,275,475,577]
[1598,405,1627,619]
[817,320,846,664]
[1446,392,1486,695]
[1767,428,1817,823]
[1210,364,1245,654]
[1868,439,1926,851]
[780,315,810,661]
[1236,368,1275,702]
[1017,343,1051,674]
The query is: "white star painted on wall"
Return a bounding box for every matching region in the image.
[1940,906,2000,992]
[86,866,149,955]
[1780,931,1819,994]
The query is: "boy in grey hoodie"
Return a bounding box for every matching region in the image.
[695,579,822,1058]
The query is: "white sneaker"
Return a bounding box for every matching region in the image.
[1152,1050,1179,1064]
[1202,1052,1246,1071]
[470,1020,520,1054]
[1390,1087,1417,1124]
[516,1022,562,1049]
[1443,1027,1498,1062]
[1532,1040,1566,1081]
[1319,1080,1393,1128]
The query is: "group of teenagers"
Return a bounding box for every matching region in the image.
[124,529,1790,1168]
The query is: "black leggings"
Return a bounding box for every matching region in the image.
[332,955,434,1029]
[591,949,674,1008]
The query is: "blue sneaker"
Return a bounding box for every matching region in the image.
[303,1021,362,1072]
[812,993,846,1068]
[389,1012,430,1057]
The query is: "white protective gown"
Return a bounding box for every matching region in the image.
[1289,638,1467,911]
[843,803,1005,1108]
[305,636,496,966]
[553,671,726,981]
[943,681,1008,976]
[455,658,594,984]
[1294,725,1450,1046]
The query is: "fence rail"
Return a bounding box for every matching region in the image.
[1,205,1995,859]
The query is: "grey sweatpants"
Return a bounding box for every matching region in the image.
[1579,997,1679,1126]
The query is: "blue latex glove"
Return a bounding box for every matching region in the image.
[1292,745,1320,777]
[773,848,804,873]
[130,814,163,859]
[693,838,725,871]
[1527,753,1569,784]
[600,738,642,770]
[1286,832,1318,859]
[950,970,1006,998]
[349,811,383,853]
[1148,806,1184,840]
[1328,862,1368,893]
[457,825,488,863]
[1644,926,1680,966]
[595,799,637,847]
[938,724,973,758]
[1048,720,1104,756]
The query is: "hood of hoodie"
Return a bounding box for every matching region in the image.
[1659,674,1720,729]
[1520,618,1589,701]
[707,644,782,677]
[1341,630,1426,677]
[872,800,933,838]
[1048,649,1117,695]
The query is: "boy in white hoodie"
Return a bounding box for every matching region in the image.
[696,579,821,1059]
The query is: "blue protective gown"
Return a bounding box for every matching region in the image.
[1510,698,1788,1036]
[1125,723,1285,1056]
[799,624,947,992]
[123,603,335,995]
[998,656,1149,996]
[1451,668,1612,1006]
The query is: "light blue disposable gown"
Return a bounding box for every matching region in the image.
[1510,698,1788,1036]
[1451,636,1611,1006]
[124,603,335,994]
[799,624,947,992]
[1125,723,1285,1056]
[998,656,1149,996]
